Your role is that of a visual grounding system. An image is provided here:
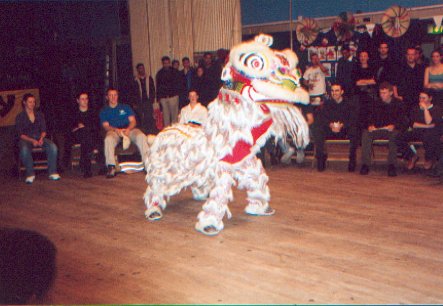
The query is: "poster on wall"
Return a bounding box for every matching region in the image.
[0,88,40,127]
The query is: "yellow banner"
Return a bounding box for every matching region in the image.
[0,88,40,127]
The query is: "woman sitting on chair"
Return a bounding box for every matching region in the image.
[15,93,60,184]
[69,91,102,178]
[396,90,442,170]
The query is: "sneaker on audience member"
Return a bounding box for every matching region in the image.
[281,147,295,164]
[48,173,61,181]
[25,175,35,184]
[106,165,116,178]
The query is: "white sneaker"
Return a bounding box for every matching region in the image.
[295,149,305,164]
[280,147,295,164]
[25,175,35,184]
[49,173,61,181]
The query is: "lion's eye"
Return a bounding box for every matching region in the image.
[241,53,265,71]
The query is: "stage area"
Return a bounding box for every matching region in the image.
[1,165,442,304]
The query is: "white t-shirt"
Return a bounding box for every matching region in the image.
[179,103,208,126]
[303,66,326,96]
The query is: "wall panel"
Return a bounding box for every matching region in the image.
[129,0,241,78]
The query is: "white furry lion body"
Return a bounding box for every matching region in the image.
[144,35,310,235]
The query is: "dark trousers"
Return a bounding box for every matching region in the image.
[313,124,358,161]
[64,128,103,171]
[396,128,441,161]
[136,100,155,134]
[361,129,398,166]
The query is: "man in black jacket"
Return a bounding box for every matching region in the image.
[156,56,182,127]
[360,82,404,176]
[313,83,358,172]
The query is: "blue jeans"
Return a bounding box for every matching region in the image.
[19,139,58,176]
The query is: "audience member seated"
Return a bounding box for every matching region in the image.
[67,91,103,178]
[15,93,61,184]
[360,82,404,177]
[178,89,208,126]
[303,53,328,106]
[261,103,314,166]
[424,49,443,107]
[394,47,425,111]
[313,83,358,172]
[100,88,149,178]
[396,90,442,170]
[0,228,57,304]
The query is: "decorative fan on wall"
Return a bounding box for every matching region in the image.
[381,5,410,38]
[332,12,356,42]
[295,18,320,46]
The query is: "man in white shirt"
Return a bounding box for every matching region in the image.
[179,90,208,126]
[303,53,329,105]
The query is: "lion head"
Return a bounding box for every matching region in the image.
[221,34,309,105]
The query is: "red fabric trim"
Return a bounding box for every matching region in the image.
[221,119,273,164]
[231,68,252,85]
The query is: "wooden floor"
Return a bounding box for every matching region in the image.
[1,162,442,304]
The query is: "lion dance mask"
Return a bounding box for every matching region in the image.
[144,35,310,235]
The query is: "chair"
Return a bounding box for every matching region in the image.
[310,138,351,168]
[114,143,143,173]
[70,143,99,170]
[17,147,48,178]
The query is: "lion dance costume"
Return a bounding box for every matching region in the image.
[144,35,310,235]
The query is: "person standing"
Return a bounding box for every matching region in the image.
[395,47,425,111]
[156,56,181,127]
[336,44,358,97]
[179,57,194,109]
[303,53,328,105]
[134,63,155,133]
[424,49,443,107]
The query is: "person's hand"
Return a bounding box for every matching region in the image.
[121,129,130,137]
[419,102,427,110]
[31,139,39,147]
[78,123,85,129]
[368,125,377,132]
[385,124,395,132]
